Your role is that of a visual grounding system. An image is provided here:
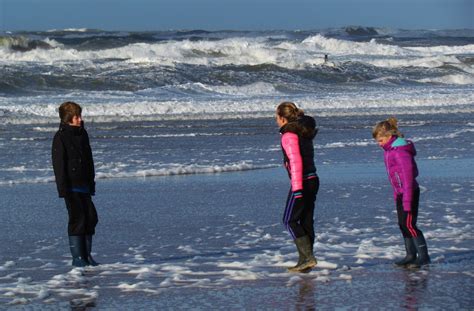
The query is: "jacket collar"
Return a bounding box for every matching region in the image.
[59,122,84,135]
[382,135,398,151]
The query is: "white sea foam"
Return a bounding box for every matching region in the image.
[0,176,55,185]
[0,261,15,271]
[1,86,473,124]
[316,261,338,269]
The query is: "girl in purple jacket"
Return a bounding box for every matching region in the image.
[373,117,430,267]
[276,102,319,272]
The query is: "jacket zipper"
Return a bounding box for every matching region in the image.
[395,172,402,188]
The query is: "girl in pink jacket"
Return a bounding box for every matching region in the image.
[276,102,319,272]
[373,117,430,267]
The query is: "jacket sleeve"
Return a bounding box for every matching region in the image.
[394,149,416,212]
[84,130,96,194]
[52,134,68,197]
[281,132,303,192]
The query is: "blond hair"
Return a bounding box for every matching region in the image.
[58,101,82,124]
[372,117,403,139]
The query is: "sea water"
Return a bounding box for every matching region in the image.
[0,28,473,309]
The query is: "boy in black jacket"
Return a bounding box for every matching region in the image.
[52,101,99,267]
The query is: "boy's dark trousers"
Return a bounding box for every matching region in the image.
[64,192,98,236]
[283,176,319,243]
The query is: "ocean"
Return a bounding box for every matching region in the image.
[0,27,473,309]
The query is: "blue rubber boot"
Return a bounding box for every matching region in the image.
[68,235,89,267]
[85,235,99,266]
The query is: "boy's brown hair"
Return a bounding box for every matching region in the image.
[59,101,82,124]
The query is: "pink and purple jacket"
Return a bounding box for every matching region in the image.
[281,132,304,192]
[382,136,419,212]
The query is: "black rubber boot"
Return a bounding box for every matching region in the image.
[85,235,99,266]
[395,238,417,266]
[287,236,317,273]
[408,235,431,268]
[68,235,89,267]
[289,243,305,270]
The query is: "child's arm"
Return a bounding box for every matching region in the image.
[84,130,96,194]
[281,132,303,192]
[52,134,68,197]
[395,150,416,212]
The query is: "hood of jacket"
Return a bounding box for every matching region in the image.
[298,115,317,139]
[279,115,317,139]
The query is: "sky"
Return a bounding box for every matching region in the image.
[0,0,473,31]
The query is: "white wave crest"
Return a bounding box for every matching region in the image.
[46,28,90,32]
[95,162,278,180]
[302,35,405,56]
[163,82,279,96]
[0,162,278,185]
[317,140,373,149]
[417,74,474,85]
[2,34,472,70]
[303,34,474,58]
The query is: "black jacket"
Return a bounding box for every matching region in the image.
[52,122,95,197]
[280,115,317,176]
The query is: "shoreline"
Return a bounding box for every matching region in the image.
[0,156,472,188]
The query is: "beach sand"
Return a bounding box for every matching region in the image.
[0,159,472,309]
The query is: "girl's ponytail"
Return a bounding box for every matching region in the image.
[277,102,304,122]
[295,107,304,118]
[277,102,304,135]
[387,117,398,128]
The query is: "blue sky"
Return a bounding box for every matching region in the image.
[1,0,473,31]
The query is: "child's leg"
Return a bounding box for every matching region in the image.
[397,189,423,238]
[79,194,98,235]
[78,193,100,265]
[283,184,319,272]
[300,177,319,246]
[64,193,87,236]
[282,190,306,239]
[397,188,430,266]
[406,188,430,266]
[64,193,89,266]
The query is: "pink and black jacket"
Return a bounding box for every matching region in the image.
[382,136,419,212]
[280,116,317,192]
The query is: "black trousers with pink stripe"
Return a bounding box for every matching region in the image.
[396,187,423,238]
